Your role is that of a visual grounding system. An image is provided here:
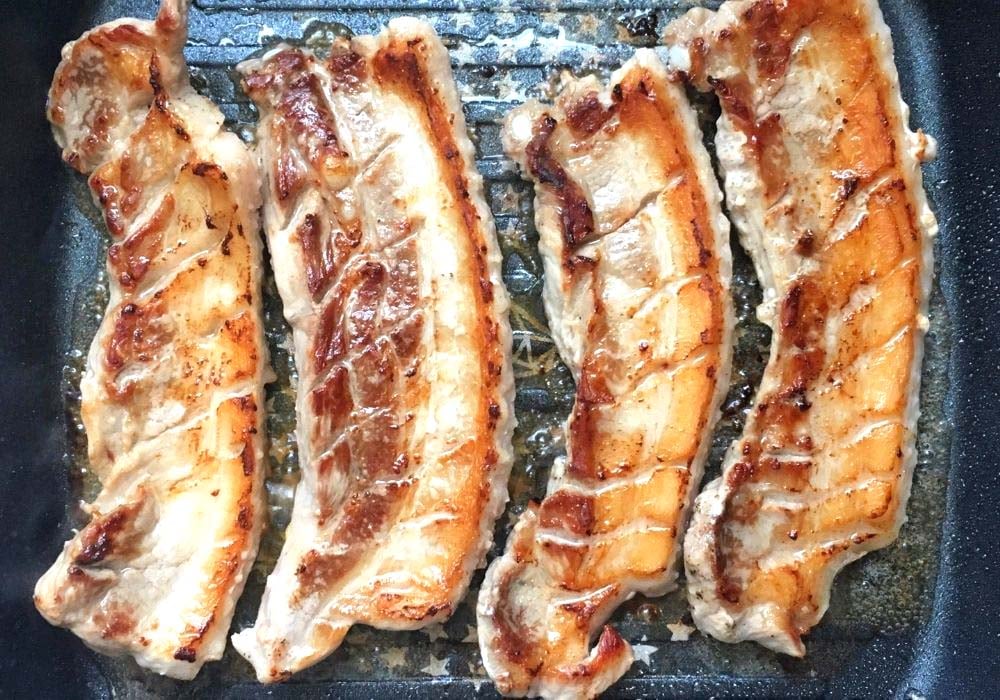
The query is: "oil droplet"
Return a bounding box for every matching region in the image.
[636,603,660,623]
[302,19,354,53]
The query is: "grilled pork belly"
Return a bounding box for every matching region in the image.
[478,50,732,698]
[232,19,515,682]
[666,0,937,656]
[34,0,269,680]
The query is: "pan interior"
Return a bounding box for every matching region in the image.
[52,0,950,695]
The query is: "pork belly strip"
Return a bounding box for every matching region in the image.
[34,0,269,680]
[477,50,732,699]
[231,18,515,682]
[666,0,937,656]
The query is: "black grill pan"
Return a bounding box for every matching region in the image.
[0,1,997,698]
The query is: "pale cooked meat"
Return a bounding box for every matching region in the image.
[477,50,732,698]
[33,0,269,680]
[231,19,515,682]
[665,0,937,656]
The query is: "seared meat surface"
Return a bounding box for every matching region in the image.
[667,0,937,656]
[478,50,732,698]
[34,0,269,680]
[232,19,515,682]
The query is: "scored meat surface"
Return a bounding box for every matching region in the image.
[477,50,732,698]
[34,0,269,680]
[232,19,515,682]
[666,0,937,656]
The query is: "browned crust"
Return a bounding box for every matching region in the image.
[561,69,724,488]
[524,115,596,249]
[296,36,504,607]
[679,0,925,641]
[239,32,508,631]
[39,5,266,676]
[486,60,726,694]
[48,28,158,171]
[714,180,920,617]
[368,37,507,611]
[73,499,148,566]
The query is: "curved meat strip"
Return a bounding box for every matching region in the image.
[34,0,269,680]
[477,50,732,698]
[666,0,937,656]
[232,19,515,682]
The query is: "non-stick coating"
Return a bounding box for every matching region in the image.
[0,1,997,698]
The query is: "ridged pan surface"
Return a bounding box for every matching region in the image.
[6,0,996,698]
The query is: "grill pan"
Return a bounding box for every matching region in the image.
[0,1,997,697]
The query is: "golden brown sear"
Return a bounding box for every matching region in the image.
[232,19,515,682]
[667,0,937,657]
[34,0,269,680]
[477,50,732,699]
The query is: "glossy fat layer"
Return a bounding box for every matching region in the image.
[666,0,937,656]
[232,19,514,682]
[34,0,268,681]
[478,50,732,699]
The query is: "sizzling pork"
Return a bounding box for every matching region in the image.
[34,0,269,680]
[666,0,937,656]
[477,51,732,698]
[232,19,515,682]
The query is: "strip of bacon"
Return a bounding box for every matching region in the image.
[477,50,732,698]
[34,0,269,680]
[231,19,515,682]
[666,0,937,656]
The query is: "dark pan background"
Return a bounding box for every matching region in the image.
[1,1,998,698]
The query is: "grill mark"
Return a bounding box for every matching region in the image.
[191,162,227,180]
[173,646,197,663]
[567,348,616,481]
[279,69,343,158]
[107,194,175,289]
[310,365,354,454]
[295,480,413,597]
[104,298,170,379]
[297,213,335,298]
[710,76,790,205]
[244,48,347,204]
[564,90,616,138]
[539,490,596,536]
[744,0,797,80]
[313,261,377,375]
[255,50,343,161]
[240,442,255,477]
[275,151,303,203]
[156,611,214,665]
[74,499,147,566]
[87,106,192,240]
[94,604,136,640]
[524,115,595,249]
[299,209,365,302]
[327,46,367,90]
